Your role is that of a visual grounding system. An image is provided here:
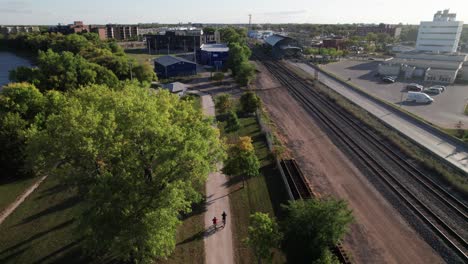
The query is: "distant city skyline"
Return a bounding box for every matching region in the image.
[0,0,467,25]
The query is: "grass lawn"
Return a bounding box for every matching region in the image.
[217,112,288,264]
[0,176,39,211]
[0,176,87,264]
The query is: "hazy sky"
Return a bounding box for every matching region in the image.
[1,0,467,25]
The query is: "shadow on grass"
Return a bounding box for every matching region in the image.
[35,183,67,200]
[260,162,289,218]
[0,247,29,263]
[32,238,84,264]
[15,196,81,226]
[1,219,75,255]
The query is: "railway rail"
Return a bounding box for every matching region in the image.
[256,54,468,262]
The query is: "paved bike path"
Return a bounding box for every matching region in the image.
[201,93,234,264]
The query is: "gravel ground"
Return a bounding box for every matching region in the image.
[253,61,444,264]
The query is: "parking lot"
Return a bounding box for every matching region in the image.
[322,60,468,128]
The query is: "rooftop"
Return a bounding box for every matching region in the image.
[161,82,187,93]
[155,55,196,67]
[200,43,229,52]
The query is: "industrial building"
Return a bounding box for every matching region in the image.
[50,21,89,34]
[154,55,197,79]
[0,26,39,35]
[199,43,229,69]
[356,24,401,38]
[105,25,139,40]
[265,34,301,58]
[322,37,347,49]
[416,9,463,53]
[377,10,468,84]
[145,28,220,53]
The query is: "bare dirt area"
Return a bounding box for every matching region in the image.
[253,61,444,264]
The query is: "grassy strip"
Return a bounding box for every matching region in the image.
[0,176,39,211]
[216,102,288,263]
[465,103,468,116]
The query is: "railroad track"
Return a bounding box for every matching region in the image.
[256,54,468,262]
[280,159,352,264]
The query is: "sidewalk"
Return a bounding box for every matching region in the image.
[201,93,234,264]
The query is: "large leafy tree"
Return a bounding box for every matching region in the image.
[26,84,225,263]
[281,199,354,264]
[0,83,46,178]
[245,212,282,264]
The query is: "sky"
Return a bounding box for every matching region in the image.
[0,0,467,25]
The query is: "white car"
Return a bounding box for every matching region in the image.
[406,92,434,104]
[430,85,446,92]
[423,87,442,95]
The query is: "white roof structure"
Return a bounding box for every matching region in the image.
[200,43,229,52]
[384,58,463,70]
[161,82,188,93]
[265,34,286,46]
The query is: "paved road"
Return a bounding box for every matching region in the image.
[288,61,468,174]
[201,94,235,264]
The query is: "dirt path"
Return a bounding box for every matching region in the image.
[253,61,444,264]
[0,175,47,225]
[201,93,234,264]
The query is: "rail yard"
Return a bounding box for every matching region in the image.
[254,51,468,263]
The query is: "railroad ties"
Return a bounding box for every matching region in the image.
[261,54,468,262]
[280,159,352,264]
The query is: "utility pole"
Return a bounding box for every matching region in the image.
[193,35,196,62]
[249,14,252,31]
[129,61,133,81]
[147,38,151,54]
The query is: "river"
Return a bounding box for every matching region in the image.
[0,51,32,87]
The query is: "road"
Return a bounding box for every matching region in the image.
[288,61,468,174]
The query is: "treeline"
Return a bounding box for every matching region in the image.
[220,27,256,86]
[2,32,156,90]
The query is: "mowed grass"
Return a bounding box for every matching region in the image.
[125,49,158,65]
[0,176,39,211]
[218,114,288,264]
[0,176,87,264]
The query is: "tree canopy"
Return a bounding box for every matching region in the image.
[240,91,261,114]
[26,84,225,263]
[281,199,353,264]
[245,212,282,264]
[223,136,260,178]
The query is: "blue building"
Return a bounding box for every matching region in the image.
[199,44,229,70]
[154,55,197,79]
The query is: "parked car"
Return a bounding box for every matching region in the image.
[406,83,423,92]
[423,87,442,94]
[382,76,396,83]
[406,92,434,104]
[430,85,446,92]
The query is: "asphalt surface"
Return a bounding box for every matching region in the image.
[322,60,468,128]
[288,61,468,174]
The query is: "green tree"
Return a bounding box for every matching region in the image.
[281,199,353,264]
[245,212,283,264]
[132,62,157,83]
[225,110,240,132]
[215,93,233,114]
[26,84,225,263]
[365,32,378,43]
[240,91,261,114]
[0,83,45,178]
[235,61,256,87]
[223,136,260,178]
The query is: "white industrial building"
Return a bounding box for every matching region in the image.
[378,10,468,84]
[416,9,463,53]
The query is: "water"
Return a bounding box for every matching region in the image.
[0,51,32,86]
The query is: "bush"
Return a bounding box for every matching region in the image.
[212,72,225,82]
[240,91,261,114]
[225,111,240,132]
[215,93,233,114]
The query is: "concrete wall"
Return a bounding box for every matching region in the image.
[378,64,400,76]
[425,68,459,83]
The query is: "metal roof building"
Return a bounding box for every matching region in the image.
[199,44,229,68]
[154,55,197,79]
[265,34,302,58]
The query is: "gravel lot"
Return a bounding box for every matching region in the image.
[322,60,468,128]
